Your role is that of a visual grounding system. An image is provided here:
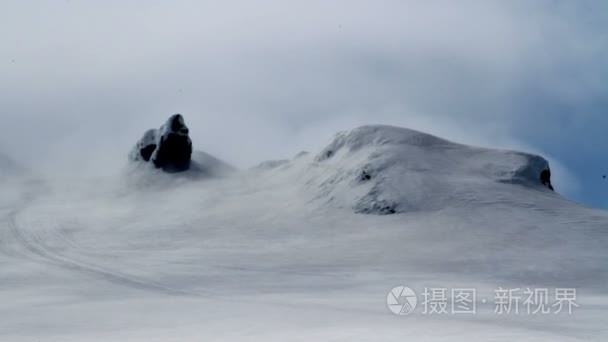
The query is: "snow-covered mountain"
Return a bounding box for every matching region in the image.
[274,125,554,214]
[0,125,606,341]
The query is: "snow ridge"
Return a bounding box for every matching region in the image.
[282,125,555,214]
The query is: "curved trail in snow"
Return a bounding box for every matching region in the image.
[3,181,199,297]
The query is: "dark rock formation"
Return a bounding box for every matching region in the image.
[540,169,554,191]
[131,129,158,162]
[130,114,192,172]
[151,115,192,172]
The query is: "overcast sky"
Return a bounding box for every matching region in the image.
[0,0,606,207]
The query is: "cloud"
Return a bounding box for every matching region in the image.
[0,0,606,204]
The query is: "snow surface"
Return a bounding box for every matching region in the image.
[0,125,607,341]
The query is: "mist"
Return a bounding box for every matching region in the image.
[1,0,606,206]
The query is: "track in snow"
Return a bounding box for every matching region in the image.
[3,185,198,297]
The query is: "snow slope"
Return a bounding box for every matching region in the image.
[303,125,554,214]
[0,125,606,341]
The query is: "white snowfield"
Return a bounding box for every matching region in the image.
[0,125,606,341]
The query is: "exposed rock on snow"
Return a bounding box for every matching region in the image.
[128,116,234,184]
[540,169,554,191]
[294,125,558,215]
[130,114,193,173]
[130,129,158,162]
[151,114,192,172]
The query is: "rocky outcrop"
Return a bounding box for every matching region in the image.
[540,169,554,191]
[130,114,192,172]
[131,129,158,162]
